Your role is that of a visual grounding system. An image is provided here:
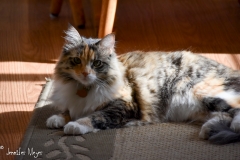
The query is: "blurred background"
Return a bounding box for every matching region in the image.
[0,0,240,159]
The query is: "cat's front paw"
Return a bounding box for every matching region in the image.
[64,121,93,135]
[46,115,66,128]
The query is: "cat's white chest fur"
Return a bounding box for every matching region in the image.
[50,80,117,120]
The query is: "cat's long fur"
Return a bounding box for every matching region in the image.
[47,26,240,144]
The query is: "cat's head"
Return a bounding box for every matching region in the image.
[54,26,118,87]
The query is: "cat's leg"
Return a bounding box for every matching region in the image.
[64,99,140,135]
[199,112,232,140]
[46,111,71,128]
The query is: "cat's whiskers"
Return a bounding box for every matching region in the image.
[95,80,107,88]
[95,78,109,89]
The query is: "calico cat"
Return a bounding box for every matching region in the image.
[47,26,240,144]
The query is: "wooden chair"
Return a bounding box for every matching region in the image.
[50,0,117,38]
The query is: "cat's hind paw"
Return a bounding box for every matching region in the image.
[46,115,66,128]
[64,121,92,135]
[230,121,240,132]
[230,112,240,132]
[199,123,211,140]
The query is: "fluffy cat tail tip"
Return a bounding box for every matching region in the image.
[209,122,240,144]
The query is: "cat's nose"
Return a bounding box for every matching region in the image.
[82,72,89,77]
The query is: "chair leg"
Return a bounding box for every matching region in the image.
[69,0,85,29]
[50,0,63,18]
[98,0,118,38]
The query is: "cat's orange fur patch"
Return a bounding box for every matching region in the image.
[74,65,84,75]
[81,45,95,62]
[74,45,96,75]
[60,111,71,123]
[76,117,93,128]
[193,75,224,99]
[193,74,240,108]
[119,85,133,102]
[226,98,240,108]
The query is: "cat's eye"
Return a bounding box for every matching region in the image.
[93,60,103,68]
[73,57,81,65]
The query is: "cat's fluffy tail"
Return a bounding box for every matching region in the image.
[209,121,240,144]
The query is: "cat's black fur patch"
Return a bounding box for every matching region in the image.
[171,54,182,68]
[56,71,74,82]
[91,99,141,129]
[69,57,77,66]
[157,78,172,115]
[196,72,201,78]
[187,67,193,77]
[224,77,240,92]
[63,48,71,55]
[202,97,232,112]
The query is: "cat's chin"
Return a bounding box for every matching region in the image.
[78,81,93,87]
[73,75,96,87]
[77,78,95,87]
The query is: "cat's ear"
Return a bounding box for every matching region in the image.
[64,25,83,50]
[97,33,115,50]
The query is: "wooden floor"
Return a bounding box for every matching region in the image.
[0,0,240,159]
